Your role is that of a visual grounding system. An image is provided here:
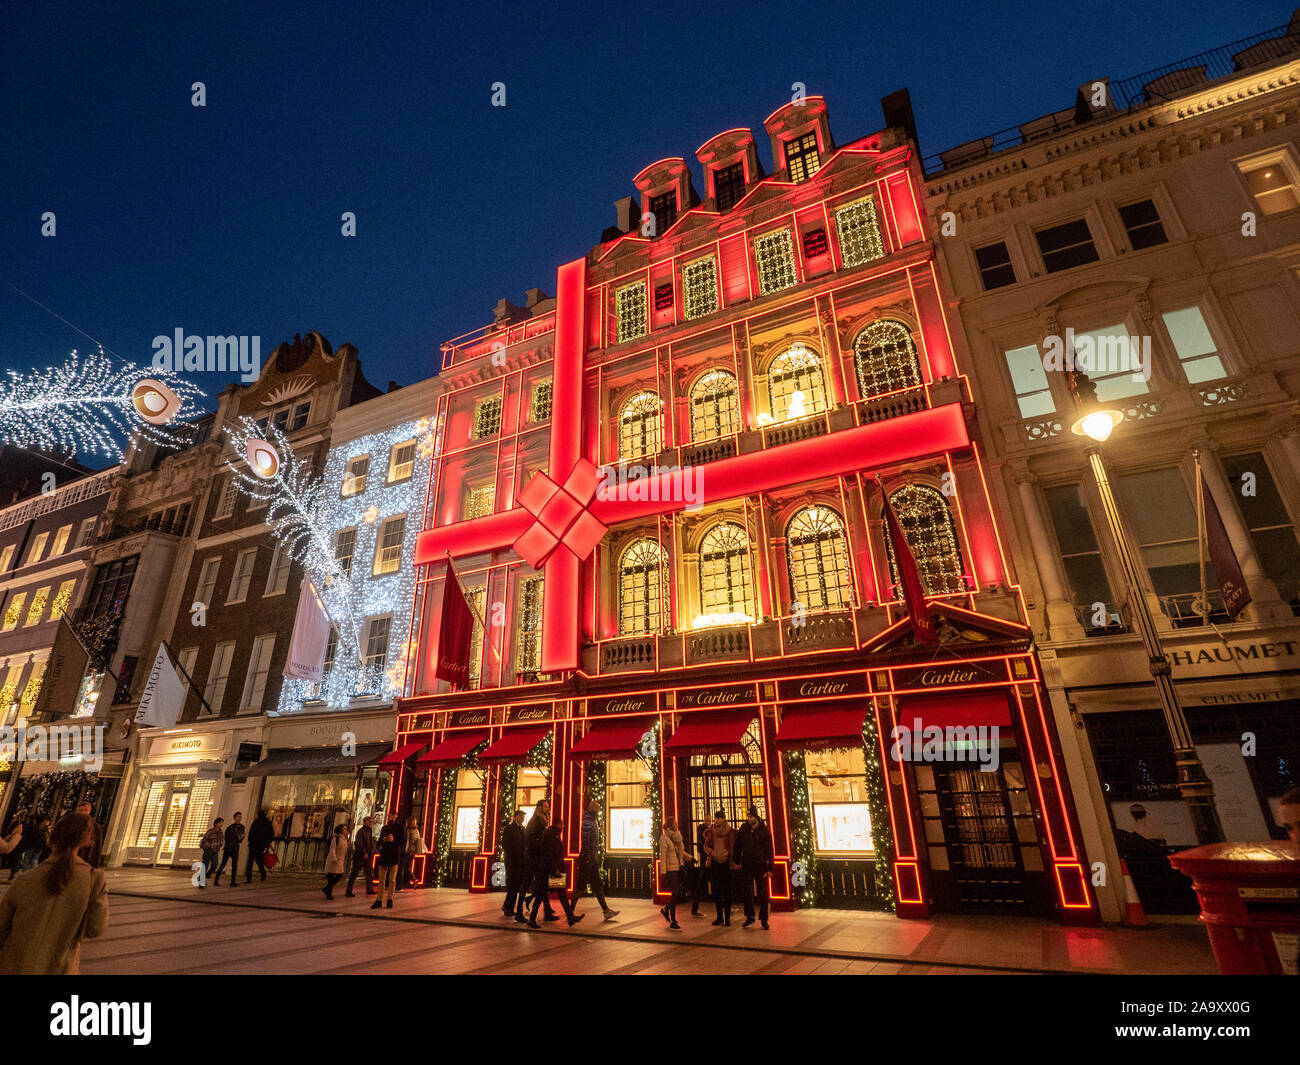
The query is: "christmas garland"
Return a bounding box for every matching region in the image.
[862,711,897,912]
[643,722,661,863]
[783,751,819,907]
[431,766,455,886]
[583,760,606,877]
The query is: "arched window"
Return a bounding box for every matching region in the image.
[698,522,754,619]
[767,344,827,421]
[690,370,739,441]
[786,505,851,612]
[884,485,965,595]
[618,391,661,461]
[619,538,669,635]
[853,320,923,400]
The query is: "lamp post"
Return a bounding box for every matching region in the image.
[1067,372,1224,845]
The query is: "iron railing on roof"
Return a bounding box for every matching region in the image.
[924,19,1300,174]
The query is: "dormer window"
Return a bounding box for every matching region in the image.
[784,133,821,183]
[714,162,746,212]
[649,191,677,236]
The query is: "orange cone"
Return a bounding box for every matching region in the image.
[1120,860,1149,928]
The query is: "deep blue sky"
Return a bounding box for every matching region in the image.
[0,1,1283,407]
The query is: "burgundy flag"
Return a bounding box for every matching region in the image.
[433,559,473,687]
[879,481,939,646]
[1201,475,1252,620]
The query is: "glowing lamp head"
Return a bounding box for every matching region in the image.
[131,378,182,425]
[1071,408,1124,443]
[245,438,280,478]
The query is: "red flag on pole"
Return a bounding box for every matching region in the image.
[1200,472,1252,620]
[879,480,939,646]
[433,558,474,687]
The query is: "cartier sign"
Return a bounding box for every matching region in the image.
[677,683,758,710]
[893,660,1005,690]
[507,705,551,723]
[449,709,491,727]
[776,674,867,702]
[589,693,658,716]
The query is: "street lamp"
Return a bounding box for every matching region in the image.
[1067,371,1224,845]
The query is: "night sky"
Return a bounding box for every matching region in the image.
[0,1,1281,413]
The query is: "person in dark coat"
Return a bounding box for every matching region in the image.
[528,820,582,928]
[74,802,103,868]
[213,812,244,887]
[573,799,618,921]
[502,809,528,921]
[690,818,710,916]
[703,810,736,926]
[373,816,403,910]
[735,806,774,929]
[346,816,376,897]
[244,810,275,882]
[523,800,555,922]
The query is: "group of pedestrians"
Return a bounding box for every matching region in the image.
[199,809,276,886]
[501,798,619,927]
[683,807,775,929]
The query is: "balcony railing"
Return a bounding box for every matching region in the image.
[1159,590,1229,629]
[783,609,855,650]
[856,386,928,425]
[680,436,737,467]
[686,625,750,663]
[600,637,656,672]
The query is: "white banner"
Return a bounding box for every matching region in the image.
[134,644,188,728]
[284,580,330,682]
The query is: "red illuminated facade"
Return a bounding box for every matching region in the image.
[393,98,1098,921]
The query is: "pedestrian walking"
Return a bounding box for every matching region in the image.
[528,819,583,928]
[346,816,376,897]
[659,817,687,930]
[199,818,224,887]
[13,817,51,878]
[74,802,103,868]
[574,799,619,921]
[0,813,108,975]
[502,808,527,922]
[704,809,736,926]
[213,811,244,886]
[399,821,427,890]
[323,825,348,899]
[245,809,275,883]
[372,815,403,910]
[690,817,710,916]
[523,800,555,922]
[735,806,773,929]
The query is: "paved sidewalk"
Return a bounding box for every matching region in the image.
[64,867,1216,975]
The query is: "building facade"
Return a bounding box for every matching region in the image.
[924,14,1300,915]
[394,98,1098,922]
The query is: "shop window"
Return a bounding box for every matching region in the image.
[265,542,291,596]
[618,391,661,461]
[530,379,553,422]
[606,757,653,852]
[1118,199,1167,250]
[1044,483,1120,631]
[516,575,544,676]
[618,538,669,635]
[786,505,851,613]
[452,770,485,849]
[1220,452,1300,610]
[1238,156,1300,215]
[615,281,648,344]
[834,196,885,268]
[71,671,104,718]
[713,161,746,212]
[50,524,72,557]
[784,132,821,183]
[1114,468,1202,611]
[3,593,27,632]
[465,484,495,521]
[649,191,677,236]
[372,515,406,576]
[49,579,76,620]
[203,641,235,714]
[215,476,239,518]
[333,529,356,578]
[342,456,370,498]
[1004,344,1054,418]
[699,522,754,621]
[134,780,168,847]
[1069,322,1149,403]
[754,228,797,295]
[975,241,1016,290]
[884,485,965,595]
[85,555,137,619]
[689,369,739,441]
[1161,306,1226,383]
[682,256,719,320]
[852,320,922,400]
[226,548,257,603]
[514,766,549,824]
[179,780,216,849]
[239,633,276,711]
[24,586,50,627]
[26,532,48,565]
[473,397,502,439]
[804,747,874,853]
[1034,218,1099,273]
[387,440,416,483]
[767,344,826,421]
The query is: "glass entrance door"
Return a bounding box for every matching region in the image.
[154,780,192,865]
[687,722,767,848]
[932,766,1028,912]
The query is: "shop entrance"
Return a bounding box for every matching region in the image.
[929,765,1029,913]
[687,722,767,848]
[128,774,216,867]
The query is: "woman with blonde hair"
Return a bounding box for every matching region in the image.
[0,813,108,974]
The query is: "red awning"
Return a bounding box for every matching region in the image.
[476,726,551,766]
[376,741,426,767]
[415,731,489,768]
[899,693,1012,730]
[569,718,655,761]
[663,712,754,758]
[776,702,867,751]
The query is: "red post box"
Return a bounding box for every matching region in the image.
[1168,841,1300,976]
